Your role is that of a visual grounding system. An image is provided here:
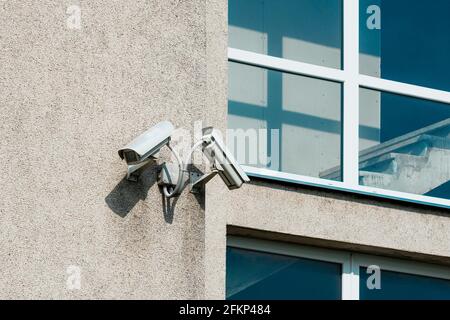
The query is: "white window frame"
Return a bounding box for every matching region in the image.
[227,0,450,210]
[228,236,450,300]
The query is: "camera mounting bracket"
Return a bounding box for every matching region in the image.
[189,170,218,193]
[126,157,156,181]
[158,162,219,195]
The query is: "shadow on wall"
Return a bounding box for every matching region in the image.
[104,164,205,223]
[105,165,159,218]
[159,165,206,223]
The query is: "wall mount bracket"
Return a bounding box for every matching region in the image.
[189,170,218,193]
[158,162,218,195]
[126,157,156,181]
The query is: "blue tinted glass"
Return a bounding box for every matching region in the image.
[226,247,342,300]
[360,0,450,92]
[228,61,342,180]
[356,88,450,201]
[229,0,343,69]
[360,267,450,300]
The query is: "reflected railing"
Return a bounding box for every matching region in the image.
[320,118,450,199]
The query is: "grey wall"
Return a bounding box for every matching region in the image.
[0,0,227,299]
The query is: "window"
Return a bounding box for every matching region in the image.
[229,0,343,69]
[358,90,450,200]
[229,62,342,179]
[227,247,342,300]
[228,0,450,209]
[227,237,450,300]
[359,0,450,92]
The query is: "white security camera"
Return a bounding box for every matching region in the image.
[117,120,249,197]
[201,127,250,190]
[118,121,174,180]
[119,121,174,164]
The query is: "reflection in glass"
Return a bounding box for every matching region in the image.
[360,267,450,300]
[228,61,342,180]
[359,89,450,200]
[320,89,450,201]
[360,0,450,91]
[226,247,342,300]
[229,0,343,69]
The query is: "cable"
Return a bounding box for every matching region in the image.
[163,139,205,198]
[163,143,183,198]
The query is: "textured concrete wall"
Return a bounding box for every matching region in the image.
[226,180,450,264]
[204,0,228,300]
[0,0,227,299]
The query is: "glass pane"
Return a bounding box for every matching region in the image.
[226,247,342,300]
[360,0,450,91]
[228,61,342,181]
[229,0,343,69]
[360,267,450,300]
[357,88,450,201]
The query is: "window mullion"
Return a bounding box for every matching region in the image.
[342,253,360,300]
[342,0,360,187]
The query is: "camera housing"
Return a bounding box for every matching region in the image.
[118,121,174,180]
[118,121,174,164]
[201,127,250,190]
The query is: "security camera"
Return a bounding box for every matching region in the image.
[119,121,174,164]
[118,121,174,180]
[201,127,250,190]
[117,120,249,197]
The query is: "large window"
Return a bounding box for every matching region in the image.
[228,0,450,209]
[229,61,342,179]
[227,237,450,300]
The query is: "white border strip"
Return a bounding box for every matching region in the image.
[342,0,360,186]
[243,165,450,210]
[228,48,450,105]
[342,255,359,300]
[359,74,450,105]
[228,47,346,82]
